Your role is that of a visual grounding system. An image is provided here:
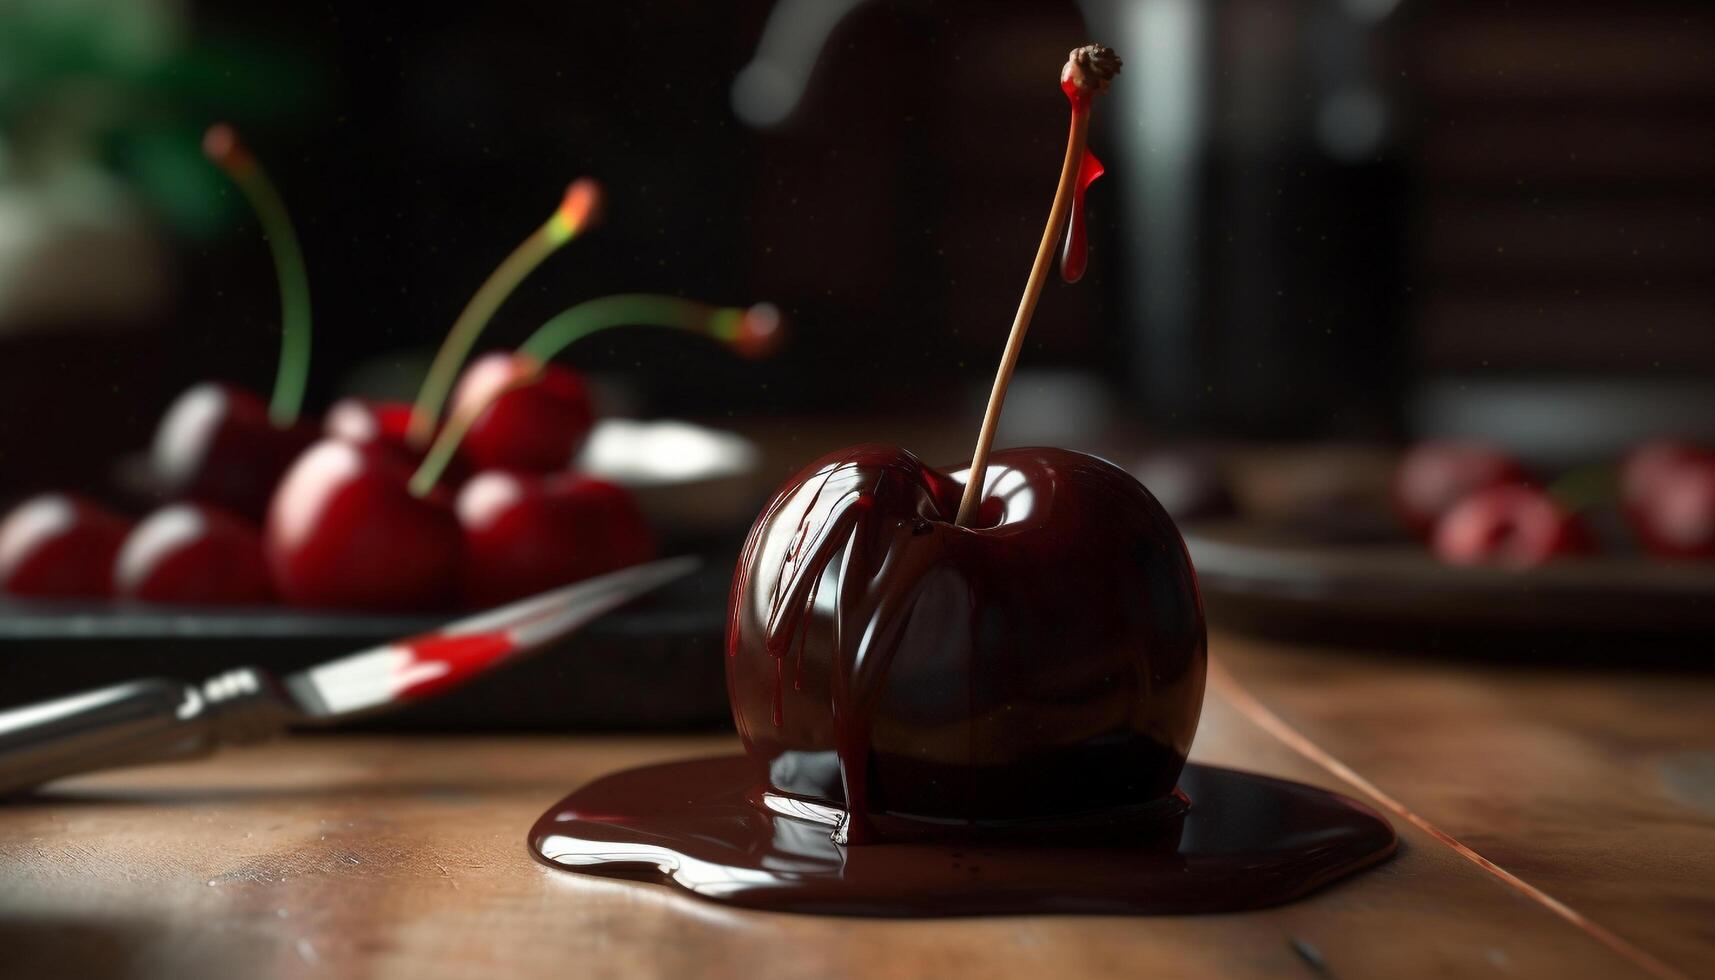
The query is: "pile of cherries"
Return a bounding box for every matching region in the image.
[0,125,777,612]
[0,357,651,611]
[1395,438,1715,568]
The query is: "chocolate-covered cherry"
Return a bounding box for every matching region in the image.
[0,494,132,598]
[151,382,317,521]
[264,440,461,610]
[448,354,594,473]
[113,503,271,604]
[456,470,653,606]
[727,444,1205,843]
[1394,440,1528,540]
[1432,484,1592,568]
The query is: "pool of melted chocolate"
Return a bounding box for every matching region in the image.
[529,755,1397,916]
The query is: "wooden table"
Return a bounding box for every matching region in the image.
[1,629,1709,979]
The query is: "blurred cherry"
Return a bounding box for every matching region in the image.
[448,353,594,473]
[456,469,653,607]
[1620,440,1715,558]
[0,494,131,598]
[1627,456,1715,560]
[264,440,461,610]
[151,382,317,521]
[1432,484,1592,569]
[114,503,271,605]
[1394,440,1528,540]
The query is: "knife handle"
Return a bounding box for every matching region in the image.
[0,668,293,798]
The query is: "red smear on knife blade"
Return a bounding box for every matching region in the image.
[396,631,516,699]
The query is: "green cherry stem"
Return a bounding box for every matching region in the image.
[405,179,604,448]
[407,294,780,498]
[518,294,778,363]
[204,124,312,428]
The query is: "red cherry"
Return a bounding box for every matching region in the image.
[151,382,318,521]
[449,353,594,473]
[264,439,461,610]
[1628,457,1715,560]
[0,494,132,598]
[1394,440,1529,540]
[456,470,654,607]
[1432,484,1593,569]
[113,503,272,605]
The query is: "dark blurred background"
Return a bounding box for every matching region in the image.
[2,0,1712,496]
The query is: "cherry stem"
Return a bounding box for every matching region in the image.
[954,85,1095,526]
[407,294,778,497]
[205,124,312,428]
[407,374,530,498]
[405,179,603,448]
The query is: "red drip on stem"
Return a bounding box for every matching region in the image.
[1060,148,1106,284]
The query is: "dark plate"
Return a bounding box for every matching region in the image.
[1184,522,1715,656]
[0,560,737,731]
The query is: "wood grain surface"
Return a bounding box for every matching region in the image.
[1215,630,1715,978]
[0,633,1708,979]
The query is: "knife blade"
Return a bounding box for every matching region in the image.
[0,555,699,796]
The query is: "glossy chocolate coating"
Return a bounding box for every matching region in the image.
[725,445,1206,842]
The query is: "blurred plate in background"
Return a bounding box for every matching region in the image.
[1186,522,1715,656]
[578,418,765,539]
